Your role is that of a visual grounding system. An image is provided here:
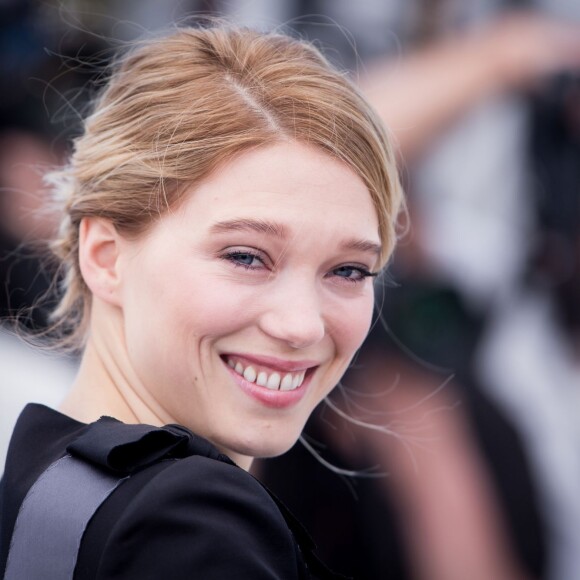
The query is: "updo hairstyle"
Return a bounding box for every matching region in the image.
[47,23,404,350]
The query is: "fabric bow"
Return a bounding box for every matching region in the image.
[67,417,233,474]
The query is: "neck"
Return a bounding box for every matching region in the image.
[60,299,172,427]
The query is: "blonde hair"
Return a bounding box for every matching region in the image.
[47,23,403,350]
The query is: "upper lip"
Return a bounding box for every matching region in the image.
[221,353,319,373]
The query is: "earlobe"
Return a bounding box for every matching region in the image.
[78,217,123,306]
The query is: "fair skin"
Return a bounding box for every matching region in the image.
[60,141,381,470]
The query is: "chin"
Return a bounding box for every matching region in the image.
[227,430,302,461]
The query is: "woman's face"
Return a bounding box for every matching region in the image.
[117,141,380,465]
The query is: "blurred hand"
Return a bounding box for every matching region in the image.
[362,10,580,160]
[0,131,60,242]
[486,13,580,89]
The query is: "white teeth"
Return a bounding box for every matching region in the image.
[226,358,307,391]
[266,373,281,390]
[280,374,294,391]
[243,366,257,383]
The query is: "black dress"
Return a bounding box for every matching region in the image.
[0,404,345,579]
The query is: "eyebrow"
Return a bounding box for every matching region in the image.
[210,218,288,238]
[210,218,382,257]
[341,238,382,257]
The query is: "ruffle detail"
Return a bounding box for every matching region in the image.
[67,417,233,474]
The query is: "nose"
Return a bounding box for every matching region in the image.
[258,276,325,349]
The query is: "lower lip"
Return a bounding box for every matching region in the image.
[224,362,311,409]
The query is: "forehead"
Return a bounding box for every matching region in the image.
[173,142,380,238]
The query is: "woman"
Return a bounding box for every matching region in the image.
[0,23,402,579]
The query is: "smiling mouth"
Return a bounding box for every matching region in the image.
[222,356,310,391]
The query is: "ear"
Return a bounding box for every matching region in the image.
[78,217,123,306]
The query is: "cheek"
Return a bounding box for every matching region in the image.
[120,255,191,371]
[329,292,375,357]
[138,268,263,350]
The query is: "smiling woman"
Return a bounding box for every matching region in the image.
[0,23,403,580]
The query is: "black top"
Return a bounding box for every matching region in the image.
[0,404,345,579]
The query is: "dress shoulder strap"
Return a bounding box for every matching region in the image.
[4,454,126,580]
[3,418,215,580]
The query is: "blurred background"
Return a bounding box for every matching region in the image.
[1,1,580,579]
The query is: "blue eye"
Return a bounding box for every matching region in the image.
[232,253,258,266]
[222,250,266,270]
[332,265,377,282]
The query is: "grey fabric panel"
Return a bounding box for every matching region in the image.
[5,454,125,580]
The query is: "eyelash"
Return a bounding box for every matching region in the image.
[332,265,378,283]
[221,250,377,284]
[222,250,268,271]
